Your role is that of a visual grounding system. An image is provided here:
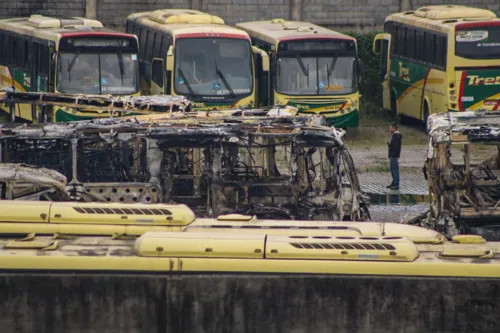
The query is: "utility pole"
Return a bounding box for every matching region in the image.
[400,0,411,12]
[85,0,97,20]
[290,0,302,21]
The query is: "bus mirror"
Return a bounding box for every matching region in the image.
[166,46,174,71]
[373,39,382,55]
[251,46,269,72]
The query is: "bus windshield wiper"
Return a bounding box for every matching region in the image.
[296,55,309,87]
[296,55,309,77]
[67,50,81,73]
[177,68,196,97]
[327,57,338,77]
[215,62,235,98]
[117,49,125,85]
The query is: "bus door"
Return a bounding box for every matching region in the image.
[373,34,392,111]
[151,58,165,94]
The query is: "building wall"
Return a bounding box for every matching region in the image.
[0,0,499,32]
[0,273,499,332]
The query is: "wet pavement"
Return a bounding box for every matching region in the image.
[358,171,430,223]
[368,203,428,223]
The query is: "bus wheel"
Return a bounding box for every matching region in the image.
[423,103,430,133]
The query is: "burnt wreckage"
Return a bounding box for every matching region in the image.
[410,111,500,240]
[0,91,369,221]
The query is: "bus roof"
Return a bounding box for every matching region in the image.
[386,5,500,33]
[0,15,134,41]
[236,19,355,45]
[127,9,250,39]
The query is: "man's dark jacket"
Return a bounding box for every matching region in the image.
[388,132,402,158]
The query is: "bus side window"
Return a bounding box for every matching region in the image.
[138,27,145,58]
[406,29,415,60]
[146,30,152,62]
[154,33,163,59]
[18,39,29,70]
[11,36,16,66]
[391,26,398,55]
[161,35,170,59]
[2,35,10,66]
[39,45,49,75]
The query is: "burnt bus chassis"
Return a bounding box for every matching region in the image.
[0,92,369,221]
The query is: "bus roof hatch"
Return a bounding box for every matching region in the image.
[413,5,497,20]
[149,9,224,25]
[26,15,103,29]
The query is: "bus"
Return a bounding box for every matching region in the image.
[373,5,500,129]
[0,15,140,123]
[126,9,269,111]
[236,19,362,128]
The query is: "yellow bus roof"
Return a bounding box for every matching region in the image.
[127,9,249,39]
[236,19,355,45]
[0,15,120,41]
[0,232,499,277]
[386,5,500,33]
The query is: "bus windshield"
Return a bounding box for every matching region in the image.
[174,38,253,97]
[276,56,358,95]
[56,52,139,94]
[455,26,500,59]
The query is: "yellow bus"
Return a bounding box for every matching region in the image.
[0,15,140,123]
[373,5,500,129]
[236,19,362,128]
[126,9,269,111]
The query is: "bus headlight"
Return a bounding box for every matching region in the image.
[450,96,457,102]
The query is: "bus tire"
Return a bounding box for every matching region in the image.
[423,103,430,133]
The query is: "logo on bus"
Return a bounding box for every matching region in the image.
[467,75,500,86]
[398,62,410,82]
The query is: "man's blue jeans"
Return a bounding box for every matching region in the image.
[390,157,399,187]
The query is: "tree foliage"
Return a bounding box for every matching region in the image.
[345,31,385,116]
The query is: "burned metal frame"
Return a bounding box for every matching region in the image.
[0,163,70,201]
[411,111,500,239]
[0,91,369,221]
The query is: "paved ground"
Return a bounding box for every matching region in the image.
[368,203,429,223]
[358,171,428,196]
[347,126,496,222]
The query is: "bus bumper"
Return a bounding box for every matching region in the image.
[324,109,359,128]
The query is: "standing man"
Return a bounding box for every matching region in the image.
[386,123,402,190]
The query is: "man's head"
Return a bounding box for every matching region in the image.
[389,123,398,134]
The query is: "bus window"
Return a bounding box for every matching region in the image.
[11,37,16,65]
[56,38,139,95]
[154,33,163,59]
[39,45,49,75]
[174,38,252,97]
[145,30,152,62]
[455,26,500,59]
[406,29,415,59]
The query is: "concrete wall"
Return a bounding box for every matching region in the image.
[0,273,499,333]
[0,0,499,32]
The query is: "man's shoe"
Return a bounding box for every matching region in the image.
[389,185,399,190]
[386,183,394,188]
